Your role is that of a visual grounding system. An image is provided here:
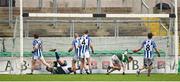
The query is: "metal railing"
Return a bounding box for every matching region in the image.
[8,0,13,28]
[141,0,150,14]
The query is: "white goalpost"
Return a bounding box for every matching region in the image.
[20,0,24,74]
[19,0,178,74]
[174,0,179,74]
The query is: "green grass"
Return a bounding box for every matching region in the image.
[0,74,180,81]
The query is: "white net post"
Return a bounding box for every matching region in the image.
[20,0,24,74]
[174,0,178,74]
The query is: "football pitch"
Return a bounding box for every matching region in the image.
[0,74,180,81]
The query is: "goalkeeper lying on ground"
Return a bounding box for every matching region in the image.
[106,50,133,75]
[46,49,80,74]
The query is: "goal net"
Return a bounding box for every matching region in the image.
[20,15,177,74]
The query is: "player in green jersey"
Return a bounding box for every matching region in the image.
[106,50,133,75]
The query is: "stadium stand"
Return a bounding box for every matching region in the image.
[0,0,177,37]
[0,7,132,37]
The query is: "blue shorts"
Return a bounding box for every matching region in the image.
[144,58,153,67]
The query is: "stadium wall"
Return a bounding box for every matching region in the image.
[14,0,179,13]
[0,56,176,74]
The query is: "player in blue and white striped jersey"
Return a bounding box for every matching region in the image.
[79,30,94,74]
[31,34,51,74]
[133,33,160,76]
[68,33,81,74]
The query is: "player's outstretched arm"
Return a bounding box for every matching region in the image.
[133,40,146,53]
[133,46,143,53]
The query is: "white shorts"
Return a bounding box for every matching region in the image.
[80,51,90,58]
[111,55,120,64]
[72,55,80,62]
[32,55,44,60]
[111,55,126,67]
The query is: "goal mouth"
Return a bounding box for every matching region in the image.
[0,0,178,75]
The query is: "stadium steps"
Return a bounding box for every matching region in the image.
[142,17,167,36]
[26,18,146,36]
[0,7,132,20]
[118,23,147,36]
[0,7,132,17]
[83,7,132,13]
[0,7,133,37]
[0,24,14,37]
[0,18,146,37]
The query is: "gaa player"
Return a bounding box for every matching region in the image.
[106,50,133,75]
[68,33,81,74]
[47,49,80,74]
[31,34,51,74]
[133,33,160,76]
[79,30,94,74]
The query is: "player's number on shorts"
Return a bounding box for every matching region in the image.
[146,45,150,51]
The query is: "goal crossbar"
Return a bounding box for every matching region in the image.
[23,13,174,18]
